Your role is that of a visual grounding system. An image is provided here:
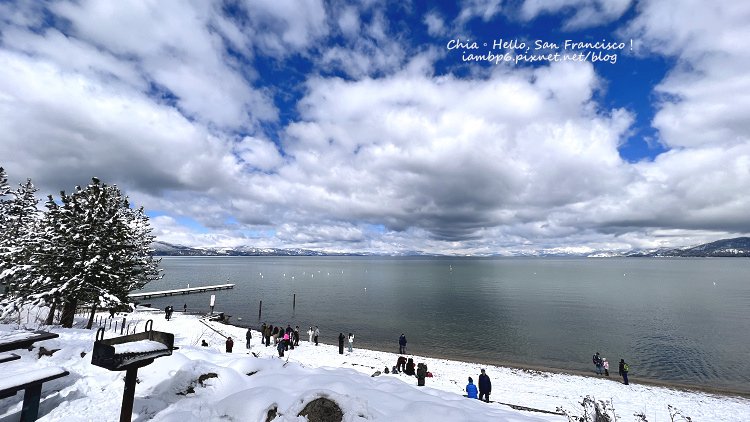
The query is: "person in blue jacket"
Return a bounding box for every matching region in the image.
[478,369,492,402]
[466,377,478,399]
[399,333,407,354]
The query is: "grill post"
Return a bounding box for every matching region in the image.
[120,366,138,422]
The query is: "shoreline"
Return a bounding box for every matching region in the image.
[220,315,750,400]
[347,343,750,399]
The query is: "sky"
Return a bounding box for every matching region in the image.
[0,0,748,255]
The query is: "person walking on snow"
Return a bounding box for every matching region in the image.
[466,377,478,399]
[399,333,407,354]
[338,333,345,354]
[314,326,320,346]
[246,328,252,349]
[618,359,629,385]
[478,369,491,402]
[308,326,314,343]
[225,337,234,353]
[348,333,354,353]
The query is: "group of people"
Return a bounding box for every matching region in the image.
[390,356,430,386]
[465,369,492,402]
[593,351,630,385]
[338,332,354,354]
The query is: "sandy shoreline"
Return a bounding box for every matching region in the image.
[219,314,749,400]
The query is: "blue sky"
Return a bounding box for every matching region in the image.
[1,1,748,254]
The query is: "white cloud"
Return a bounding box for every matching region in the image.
[626,0,750,149]
[520,0,633,29]
[456,0,504,24]
[424,11,447,37]
[2,0,749,254]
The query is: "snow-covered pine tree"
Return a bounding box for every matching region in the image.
[1,176,161,328]
[0,179,42,312]
[0,167,12,297]
[46,178,161,327]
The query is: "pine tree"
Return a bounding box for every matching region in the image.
[0,167,12,297]
[0,179,41,310]
[1,176,162,327]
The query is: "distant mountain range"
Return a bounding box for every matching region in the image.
[626,237,750,258]
[151,237,750,257]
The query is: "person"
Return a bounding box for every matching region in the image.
[314,326,320,346]
[416,363,427,386]
[277,338,285,357]
[405,358,415,376]
[167,306,174,320]
[294,326,300,346]
[593,352,603,375]
[246,328,252,349]
[109,308,116,318]
[603,358,610,376]
[338,333,345,354]
[399,333,407,354]
[283,332,290,351]
[183,303,187,313]
[164,306,170,320]
[466,377,478,399]
[396,356,407,373]
[384,366,390,374]
[261,323,267,346]
[478,369,491,403]
[348,333,355,353]
[225,337,234,353]
[618,359,629,385]
[308,326,314,343]
[201,340,208,347]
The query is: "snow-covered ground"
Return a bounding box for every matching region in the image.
[0,308,748,421]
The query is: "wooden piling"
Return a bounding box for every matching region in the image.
[258,300,262,319]
[121,318,126,335]
[293,294,296,310]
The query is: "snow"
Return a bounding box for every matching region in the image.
[0,366,68,392]
[112,340,168,355]
[0,331,38,342]
[0,308,748,421]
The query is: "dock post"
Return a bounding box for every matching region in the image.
[258,300,262,319]
[293,294,296,310]
[121,318,126,334]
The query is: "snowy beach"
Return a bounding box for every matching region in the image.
[0,308,748,421]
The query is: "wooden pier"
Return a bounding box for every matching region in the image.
[128,284,235,299]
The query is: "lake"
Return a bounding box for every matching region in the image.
[138,256,750,394]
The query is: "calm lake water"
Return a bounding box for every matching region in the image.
[139,256,750,394]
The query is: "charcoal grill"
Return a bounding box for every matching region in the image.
[91,320,173,422]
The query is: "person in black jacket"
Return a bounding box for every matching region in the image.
[416,363,427,386]
[405,358,416,376]
[338,332,345,354]
[478,369,491,402]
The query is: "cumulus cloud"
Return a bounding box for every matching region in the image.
[626,0,750,149]
[1,0,749,254]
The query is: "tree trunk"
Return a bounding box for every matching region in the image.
[44,302,57,326]
[86,303,97,329]
[60,299,77,328]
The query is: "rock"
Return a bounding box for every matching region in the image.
[38,346,60,358]
[298,397,343,422]
[265,406,277,422]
